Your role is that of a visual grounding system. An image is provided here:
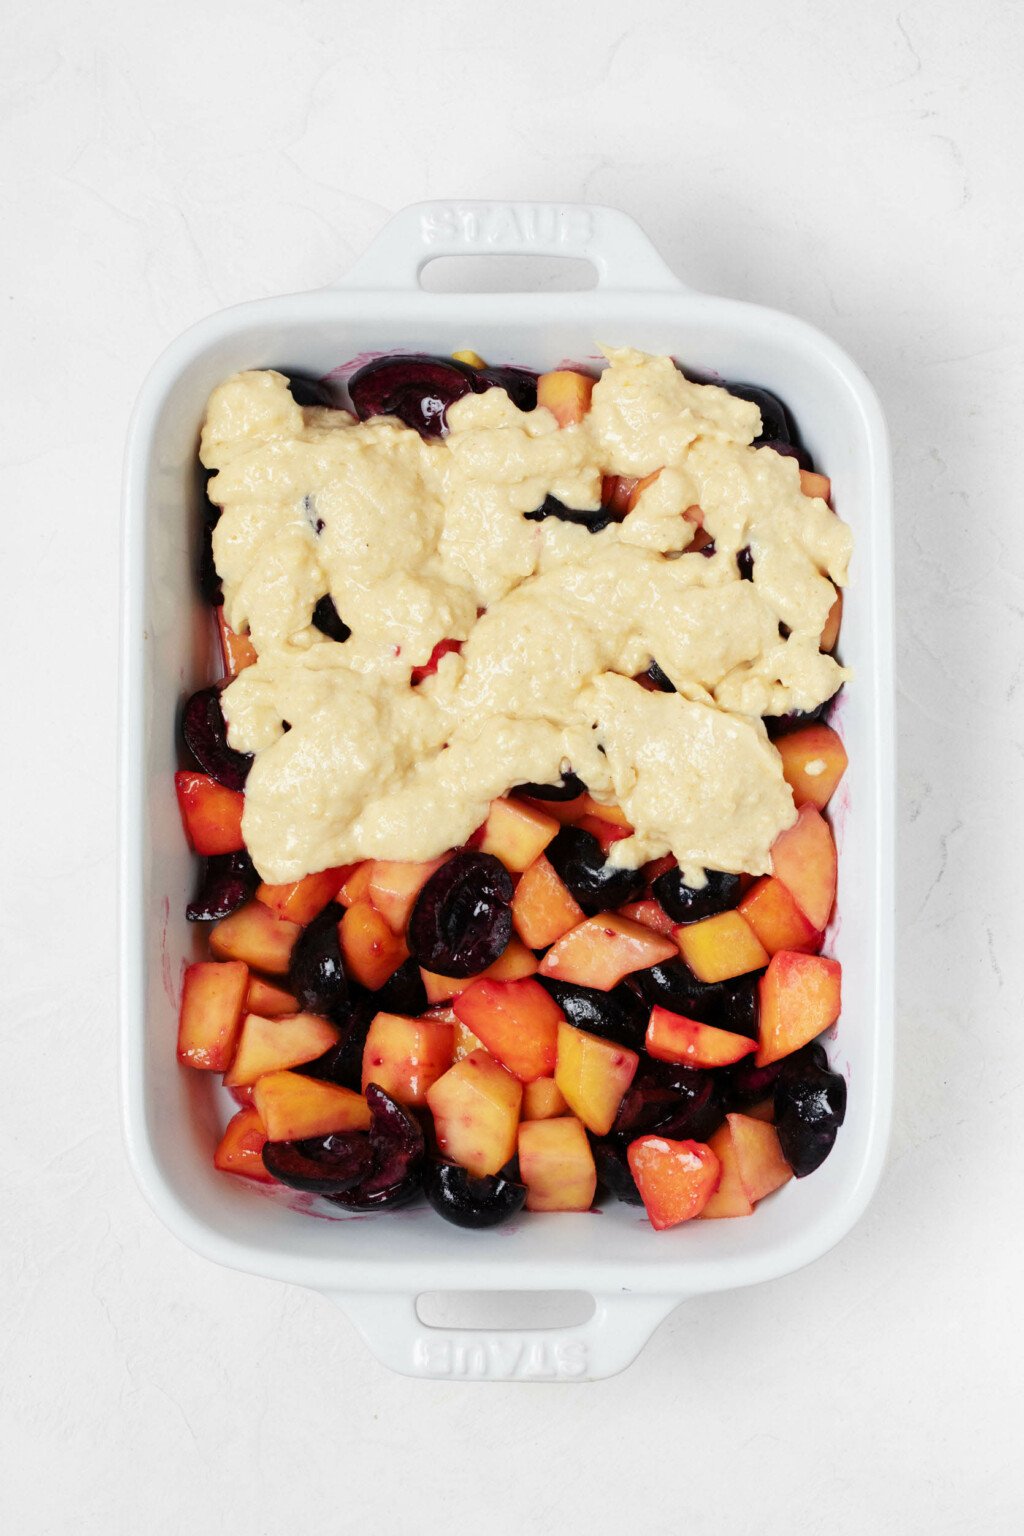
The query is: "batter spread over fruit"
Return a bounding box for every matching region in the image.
[200,349,850,885]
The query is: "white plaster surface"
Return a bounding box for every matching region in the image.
[2,1,1022,1531]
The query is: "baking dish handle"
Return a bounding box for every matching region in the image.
[323,1288,681,1382]
[336,200,684,292]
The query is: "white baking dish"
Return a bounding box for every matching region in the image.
[120,200,894,1381]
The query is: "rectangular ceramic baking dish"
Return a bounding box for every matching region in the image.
[120,200,894,1381]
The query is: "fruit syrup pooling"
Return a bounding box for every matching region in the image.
[182,355,849,1230]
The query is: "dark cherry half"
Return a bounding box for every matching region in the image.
[516,771,586,801]
[524,494,615,534]
[539,977,648,1053]
[284,373,335,408]
[646,661,676,693]
[262,1131,374,1194]
[348,354,475,438]
[592,1140,644,1206]
[186,849,259,922]
[182,687,253,791]
[474,365,539,413]
[408,851,513,978]
[651,867,741,925]
[327,1085,425,1210]
[311,594,351,642]
[545,826,646,915]
[773,1042,847,1177]
[289,905,349,1016]
[613,1059,717,1139]
[422,1162,527,1229]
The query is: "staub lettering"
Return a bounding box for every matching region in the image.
[420,203,593,249]
[412,1333,589,1380]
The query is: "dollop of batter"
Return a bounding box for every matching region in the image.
[200,348,851,884]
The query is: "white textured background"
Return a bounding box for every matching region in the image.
[3,1,1021,1531]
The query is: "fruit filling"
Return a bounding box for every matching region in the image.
[177,352,852,1230]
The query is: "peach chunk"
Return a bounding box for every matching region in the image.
[210,900,302,975]
[573,795,632,829]
[339,901,409,990]
[770,803,838,931]
[675,910,769,984]
[539,913,677,991]
[335,861,374,908]
[223,1012,340,1087]
[366,857,447,934]
[420,937,538,1004]
[177,960,248,1071]
[522,1078,568,1120]
[645,1006,757,1069]
[601,475,639,515]
[245,976,300,1018]
[253,1072,371,1142]
[628,1136,722,1229]
[775,724,848,811]
[820,587,843,653]
[256,867,348,925]
[426,1049,523,1177]
[453,977,562,1083]
[518,1117,597,1212]
[214,1107,275,1183]
[554,1022,639,1136]
[361,1011,454,1106]
[726,1112,793,1204]
[698,1123,754,1218]
[625,469,663,511]
[512,855,585,949]
[617,900,677,937]
[536,369,595,427]
[216,610,257,678]
[174,771,245,856]
[513,792,588,826]
[573,815,633,854]
[799,469,831,502]
[452,1018,484,1061]
[756,950,842,1067]
[738,877,821,956]
[478,797,558,873]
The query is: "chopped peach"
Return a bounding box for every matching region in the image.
[574,814,633,853]
[453,977,563,1083]
[629,1136,722,1228]
[537,369,594,427]
[738,876,821,956]
[223,1011,340,1087]
[214,1107,275,1183]
[366,857,446,933]
[228,1082,255,1108]
[177,960,248,1071]
[514,792,588,825]
[339,901,409,990]
[478,797,558,872]
[698,1123,753,1218]
[743,1098,776,1123]
[255,867,348,925]
[518,1117,596,1211]
[756,950,842,1067]
[554,1022,638,1135]
[573,794,632,829]
[601,475,638,515]
[335,861,374,908]
[426,1049,523,1177]
[645,1006,757,1069]
[174,771,245,856]
[522,1078,568,1120]
[245,976,299,1018]
[253,1071,371,1142]
[540,912,677,991]
[420,937,538,1004]
[209,900,301,975]
[617,899,677,937]
[512,855,585,949]
[770,803,837,931]
[452,1018,483,1061]
[820,587,843,652]
[361,1011,454,1106]
[799,469,831,501]
[726,1112,793,1203]
[775,724,848,811]
[625,469,662,511]
[216,610,257,678]
[675,910,769,984]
